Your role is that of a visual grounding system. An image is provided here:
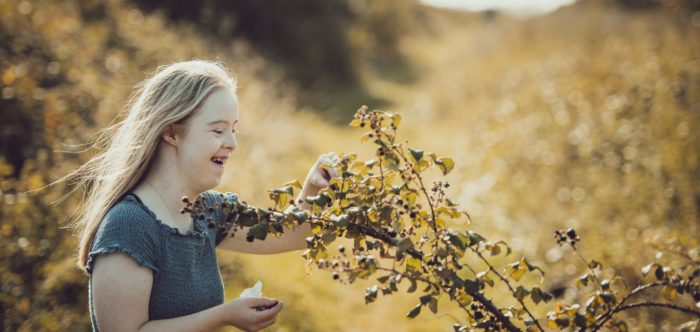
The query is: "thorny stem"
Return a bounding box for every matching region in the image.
[472,249,545,332]
[308,215,424,260]
[613,302,700,317]
[592,282,663,331]
[567,242,603,289]
[309,217,517,330]
[377,266,478,322]
[651,243,700,265]
[389,143,439,236]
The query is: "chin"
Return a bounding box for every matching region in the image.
[209,176,223,189]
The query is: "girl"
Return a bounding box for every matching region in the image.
[66,60,337,331]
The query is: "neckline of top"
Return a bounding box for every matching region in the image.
[124,192,207,239]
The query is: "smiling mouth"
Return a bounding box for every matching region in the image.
[211,157,226,166]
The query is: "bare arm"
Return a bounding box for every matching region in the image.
[217,152,339,255]
[216,182,321,255]
[92,253,282,332]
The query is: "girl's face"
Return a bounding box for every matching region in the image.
[174,88,239,193]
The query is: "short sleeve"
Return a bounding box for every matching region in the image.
[201,190,240,246]
[86,201,161,275]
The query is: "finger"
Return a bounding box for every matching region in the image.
[255,301,283,321]
[320,168,331,181]
[246,297,279,308]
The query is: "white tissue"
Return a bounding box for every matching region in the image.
[239,280,263,298]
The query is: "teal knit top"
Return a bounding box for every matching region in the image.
[86,190,238,331]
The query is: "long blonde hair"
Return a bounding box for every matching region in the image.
[58,60,237,272]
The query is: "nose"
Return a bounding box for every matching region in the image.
[224,131,237,151]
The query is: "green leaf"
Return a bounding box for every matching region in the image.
[377,275,391,284]
[291,210,309,224]
[249,223,268,241]
[396,237,414,253]
[514,285,529,301]
[447,232,467,250]
[589,260,602,270]
[655,266,665,281]
[407,304,422,318]
[530,287,553,304]
[523,257,546,280]
[428,297,438,313]
[407,279,417,293]
[599,292,617,304]
[487,240,511,256]
[464,279,481,294]
[576,274,590,287]
[554,317,570,328]
[332,214,349,227]
[409,148,424,162]
[466,231,486,246]
[365,285,378,304]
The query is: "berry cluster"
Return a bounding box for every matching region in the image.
[554,228,580,248]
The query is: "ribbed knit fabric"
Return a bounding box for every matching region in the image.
[86,190,239,331]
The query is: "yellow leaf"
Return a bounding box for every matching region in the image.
[436,217,446,227]
[436,157,455,175]
[406,257,421,273]
[391,113,401,128]
[416,159,430,172]
[349,118,362,127]
[662,286,677,301]
[282,179,303,190]
[508,257,528,281]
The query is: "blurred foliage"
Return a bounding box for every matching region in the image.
[131,0,419,93]
[597,0,700,10]
[2,0,700,330]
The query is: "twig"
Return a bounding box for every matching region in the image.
[472,249,545,332]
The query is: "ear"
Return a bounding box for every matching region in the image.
[162,124,180,147]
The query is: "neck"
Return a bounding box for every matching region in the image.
[137,149,201,224]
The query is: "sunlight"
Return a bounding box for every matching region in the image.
[421,0,576,15]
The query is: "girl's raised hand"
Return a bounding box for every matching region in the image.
[303,152,341,190]
[219,297,283,332]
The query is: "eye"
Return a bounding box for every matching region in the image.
[213,130,224,134]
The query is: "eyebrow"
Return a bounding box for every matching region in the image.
[207,120,239,126]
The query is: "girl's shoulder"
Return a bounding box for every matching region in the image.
[98,193,159,234]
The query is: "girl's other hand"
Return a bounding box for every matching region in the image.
[219,297,283,332]
[303,152,340,190]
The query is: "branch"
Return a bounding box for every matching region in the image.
[615,302,700,317]
[390,144,439,235]
[592,282,663,331]
[349,222,424,260]
[376,266,479,322]
[473,249,545,332]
